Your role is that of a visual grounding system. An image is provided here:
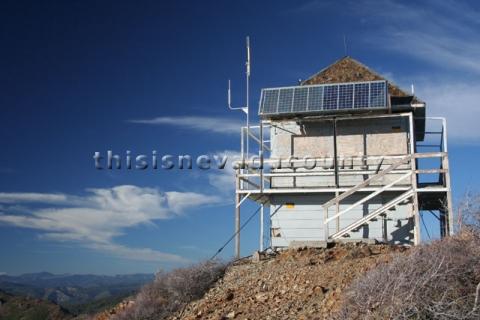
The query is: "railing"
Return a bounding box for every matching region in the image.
[239,124,271,192]
[236,116,450,195]
[330,189,415,239]
[322,152,449,241]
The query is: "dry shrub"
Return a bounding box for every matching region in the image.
[113,260,226,320]
[338,230,480,320]
[458,192,480,231]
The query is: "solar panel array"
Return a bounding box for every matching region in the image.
[259,80,388,116]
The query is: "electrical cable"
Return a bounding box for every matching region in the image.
[420,212,431,240]
[210,206,262,260]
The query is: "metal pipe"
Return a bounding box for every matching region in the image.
[260,203,264,251]
[408,113,421,245]
[246,36,250,160]
[441,117,448,153]
[332,118,340,232]
[333,119,339,187]
[235,172,241,258]
[236,186,444,195]
[293,111,412,123]
[260,120,264,192]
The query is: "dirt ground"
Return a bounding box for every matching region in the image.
[170,243,407,320]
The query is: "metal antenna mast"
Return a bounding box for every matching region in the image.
[228,36,251,159]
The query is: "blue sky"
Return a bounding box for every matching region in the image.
[0,0,479,275]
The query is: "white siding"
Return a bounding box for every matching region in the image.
[270,193,413,247]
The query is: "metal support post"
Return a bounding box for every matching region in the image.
[408,113,421,245]
[235,171,241,258]
[260,203,264,251]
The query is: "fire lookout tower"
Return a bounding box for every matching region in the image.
[234,57,453,257]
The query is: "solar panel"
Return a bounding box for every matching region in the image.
[308,86,323,111]
[338,84,353,109]
[292,87,308,112]
[370,82,385,107]
[354,83,369,108]
[261,90,279,114]
[277,88,293,113]
[259,80,388,116]
[323,85,338,110]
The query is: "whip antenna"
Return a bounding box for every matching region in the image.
[227,36,251,158]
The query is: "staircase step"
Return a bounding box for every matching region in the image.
[330,190,413,240]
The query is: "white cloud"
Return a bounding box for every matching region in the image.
[129,116,243,135]
[88,243,187,263]
[0,185,222,263]
[417,82,480,144]
[0,192,69,204]
[343,0,480,142]
[207,150,242,195]
[290,1,479,142]
[165,191,220,214]
[352,0,480,74]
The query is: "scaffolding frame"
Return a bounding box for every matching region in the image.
[233,112,453,258]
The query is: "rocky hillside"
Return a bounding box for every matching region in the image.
[98,243,407,320]
[170,243,407,320]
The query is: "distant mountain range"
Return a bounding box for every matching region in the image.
[0,289,71,319]
[0,272,154,315]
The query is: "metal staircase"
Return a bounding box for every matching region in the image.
[323,154,415,241]
[330,189,414,239]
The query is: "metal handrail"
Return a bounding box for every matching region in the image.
[236,152,447,192]
[324,171,413,224]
